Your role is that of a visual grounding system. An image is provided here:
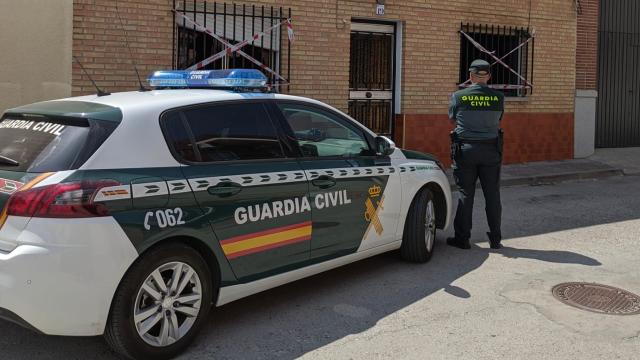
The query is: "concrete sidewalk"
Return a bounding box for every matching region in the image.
[589,147,640,176]
[446,147,640,188]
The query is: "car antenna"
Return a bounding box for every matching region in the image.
[73,56,110,97]
[115,0,150,92]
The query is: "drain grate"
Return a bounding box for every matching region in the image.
[552,283,640,315]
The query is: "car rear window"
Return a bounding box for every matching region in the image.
[0,116,118,173]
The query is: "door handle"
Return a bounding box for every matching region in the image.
[207,182,242,197]
[312,175,337,189]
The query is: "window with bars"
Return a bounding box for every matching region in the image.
[459,23,535,97]
[173,1,292,89]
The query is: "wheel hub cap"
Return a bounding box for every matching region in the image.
[161,297,174,310]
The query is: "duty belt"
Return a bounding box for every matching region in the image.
[456,137,499,144]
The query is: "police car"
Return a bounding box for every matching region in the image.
[0,69,451,359]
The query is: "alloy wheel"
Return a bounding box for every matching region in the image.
[133,262,202,347]
[424,200,436,251]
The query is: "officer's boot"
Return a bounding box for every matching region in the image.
[487,232,502,249]
[446,237,471,250]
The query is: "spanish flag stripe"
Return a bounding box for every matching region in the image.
[222,224,312,255]
[225,234,311,259]
[220,221,312,245]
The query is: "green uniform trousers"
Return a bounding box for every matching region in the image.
[452,141,502,243]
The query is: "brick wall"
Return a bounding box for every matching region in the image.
[576,0,599,90]
[73,0,173,95]
[72,0,578,163]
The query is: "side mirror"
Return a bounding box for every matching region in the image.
[375,136,396,156]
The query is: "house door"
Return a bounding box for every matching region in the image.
[349,21,396,137]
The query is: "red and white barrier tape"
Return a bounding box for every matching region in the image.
[460,34,535,88]
[286,20,295,43]
[458,29,533,89]
[174,10,288,83]
[185,16,289,71]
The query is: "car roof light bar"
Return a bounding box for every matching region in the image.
[147,69,268,90]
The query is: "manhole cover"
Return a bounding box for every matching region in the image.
[552,283,640,315]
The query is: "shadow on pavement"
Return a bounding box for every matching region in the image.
[497,247,602,266]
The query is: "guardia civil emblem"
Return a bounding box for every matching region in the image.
[365,184,384,235]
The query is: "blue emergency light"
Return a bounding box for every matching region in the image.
[147,69,268,89]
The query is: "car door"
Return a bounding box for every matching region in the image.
[161,101,311,282]
[272,101,402,260]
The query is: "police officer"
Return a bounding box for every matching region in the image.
[447,59,504,250]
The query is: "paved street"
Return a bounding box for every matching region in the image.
[1,175,639,360]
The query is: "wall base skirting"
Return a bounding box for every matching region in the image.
[395,113,574,166]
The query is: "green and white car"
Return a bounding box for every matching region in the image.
[0,70,452,359]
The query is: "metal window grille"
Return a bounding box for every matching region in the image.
[459,23,535,97]
[173,1,292,90]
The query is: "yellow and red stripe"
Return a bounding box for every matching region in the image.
[0,206,8,231]
[221,221,312,259]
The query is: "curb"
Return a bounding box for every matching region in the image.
[447,167,625,190]
[500,168,625,187]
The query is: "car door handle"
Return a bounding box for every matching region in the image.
[207,182,242,197]
[312,175,336,189]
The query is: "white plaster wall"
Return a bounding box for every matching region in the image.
[0,0,73,113]
[574,90,598,158]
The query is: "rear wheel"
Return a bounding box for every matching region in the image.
[400,189,437,263]
[105,243,214,360]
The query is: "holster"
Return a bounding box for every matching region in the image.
[497,129,504,157]
[450,131,462,160]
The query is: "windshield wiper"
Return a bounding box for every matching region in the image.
[0,155,19,166]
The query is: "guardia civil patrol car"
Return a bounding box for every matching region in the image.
[0,69,451,359]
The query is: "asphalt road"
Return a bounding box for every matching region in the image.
[1,175,639,359]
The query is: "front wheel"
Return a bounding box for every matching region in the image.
[400,189,437,263]
[105,243,214,360]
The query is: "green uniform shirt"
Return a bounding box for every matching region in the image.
[448,84,505,140]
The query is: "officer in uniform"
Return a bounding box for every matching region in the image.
[447,59,505,250]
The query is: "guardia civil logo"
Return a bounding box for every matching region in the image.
[461,95,500,107]
[365,184,385,235]
[234,190,352,225]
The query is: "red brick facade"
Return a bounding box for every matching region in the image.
[576,0,599,90]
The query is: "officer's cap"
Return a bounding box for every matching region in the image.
[469,59,491,76]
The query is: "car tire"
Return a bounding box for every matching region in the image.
[400,188,437,263]
[105,243,214,360]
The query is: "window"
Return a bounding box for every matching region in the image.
[278,103,372,158]
[163,102,285,163]
[173,3,292,89]
[459,23,534,97]
[0,116,116,173]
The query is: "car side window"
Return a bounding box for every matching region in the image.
[163,102,285,162]
[277,103,371,158]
